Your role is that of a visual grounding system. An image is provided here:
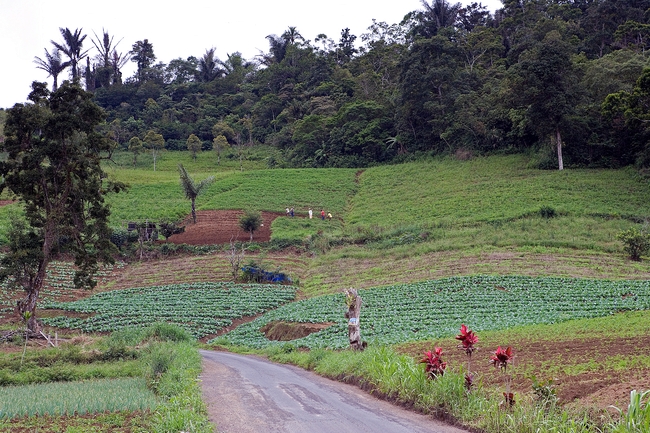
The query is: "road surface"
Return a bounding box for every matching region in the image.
[200,350,469,433]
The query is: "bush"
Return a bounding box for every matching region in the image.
[110,228,129,249]
[143,343,177,392]
[539,205,557,219]
[617,226,650,261]
[144,322,194,343]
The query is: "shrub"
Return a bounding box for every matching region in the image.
[617,226,650,261]
[144,322,194,343]
[539,205,557,219]
[110,228,129,249]
[143,343,177,392]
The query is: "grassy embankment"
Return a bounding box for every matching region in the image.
[301,154,650,295]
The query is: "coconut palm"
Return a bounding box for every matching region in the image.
[178,164,215,223]
[33,48,70,91]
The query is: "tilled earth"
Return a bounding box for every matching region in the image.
[167,210,282,245]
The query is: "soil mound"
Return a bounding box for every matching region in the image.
[260,321,334,341]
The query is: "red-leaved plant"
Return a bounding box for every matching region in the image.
[491,346,515,407]
[420,347,446,379]
[456,324,479,390]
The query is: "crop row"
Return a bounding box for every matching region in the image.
[41,282,297,338]
[211,275,650,349]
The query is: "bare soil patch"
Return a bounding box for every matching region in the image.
[167,210,283,245]
[260,321,334,341]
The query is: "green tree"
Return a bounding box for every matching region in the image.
[130,39,156,83]
[143,130,165,171]
[239,210,262,242]
[128,136,144,167]
[178,164,215,223]
[51,27,89,82]
[0,82,126,332]
[507,31,580,170]
[186,133,202,160]
[212,134,229,164]
[212,120,236,143]
[33,48,70,91]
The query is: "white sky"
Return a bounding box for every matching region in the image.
[0,0,503,109]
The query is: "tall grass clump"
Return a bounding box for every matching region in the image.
[147,341,213,433]
[610,389,650,433]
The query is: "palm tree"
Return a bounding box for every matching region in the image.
[33,48,70,91]
[282,26,304,45]
[91,30,130,85]
[197,48,222,82]
[263,35,288,64]
[178,164,215,223]
[412,0,461,38]
[51,27,89,81]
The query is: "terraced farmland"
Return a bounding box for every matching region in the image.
[212,275,650,349]
[41,282,297,338]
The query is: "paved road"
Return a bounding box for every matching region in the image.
[200,350,469,433]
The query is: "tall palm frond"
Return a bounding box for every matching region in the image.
[197,48,222,82]
[51,27,89,81]
[34,48,70,91]
[178,164,215,223]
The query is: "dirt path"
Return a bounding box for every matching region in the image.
[200,350,469,433]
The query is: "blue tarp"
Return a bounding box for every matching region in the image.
[241,266,291,283]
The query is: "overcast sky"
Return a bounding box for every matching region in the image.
[0,0,503,109]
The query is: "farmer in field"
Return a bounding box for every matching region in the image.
[286,207,290,216]
[321,209,325,220]
[308,208,313,219]
[328,212,332,220]
[290,207,294,217]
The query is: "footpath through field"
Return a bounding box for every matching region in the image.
[200,350,468,433]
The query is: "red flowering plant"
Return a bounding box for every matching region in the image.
[490,346,515,407]
[420,347,447,379]
[456,324,479,391]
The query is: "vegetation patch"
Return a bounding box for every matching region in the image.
[41,282,297,338]
[212,275,650,349]
[0,377,156,419]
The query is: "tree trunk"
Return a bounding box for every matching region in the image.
[249,230,253,242]
[344,289,364,350]
[17,220,56,333]
[556,127,564,171]
[191,198,197,223]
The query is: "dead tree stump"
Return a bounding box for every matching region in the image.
[344,288,365,350]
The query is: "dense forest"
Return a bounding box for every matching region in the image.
[23,0,650,170]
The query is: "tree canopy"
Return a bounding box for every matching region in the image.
[0,81,126,332]
[31,0,650,172]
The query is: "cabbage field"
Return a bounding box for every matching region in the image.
[211,275,650,349]
[39,276,650,346]
[42,282,297,338]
